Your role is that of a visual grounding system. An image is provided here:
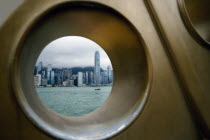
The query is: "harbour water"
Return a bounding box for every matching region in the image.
[36,86,112,116]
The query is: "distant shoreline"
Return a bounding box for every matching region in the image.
[36,85,112,88]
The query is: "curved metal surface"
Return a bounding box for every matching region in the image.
[178,0,210,48]
[0,0,201,140]
[146,0,210,138]
[9,1,151,140]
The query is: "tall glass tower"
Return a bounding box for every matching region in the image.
[50,71,55,85]
[94,51,100,86]
[107,65,112,84]
[37,61,43,74]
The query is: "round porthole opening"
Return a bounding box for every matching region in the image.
[34,36,114,117]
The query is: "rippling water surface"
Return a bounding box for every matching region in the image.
[36,87,112,116]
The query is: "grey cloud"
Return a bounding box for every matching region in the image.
[36,36,112,70]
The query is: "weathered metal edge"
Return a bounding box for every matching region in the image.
[177,0,210,49]
[144,0,209,139]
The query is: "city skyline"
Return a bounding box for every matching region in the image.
[36,36,112,70]
[34,50,113,87]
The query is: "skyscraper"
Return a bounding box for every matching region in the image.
[67,69,72,80]
[111,70,114,84]
[55,73,62,86]
[104,70,108,84]
[63,69,72,81]
[37,61,43,74]
[100,72,104,85]
[88,71,93,85]
[41,70,45,79]
[47,64,52,83]
[94,51,100,86]
[85,71,89,85]
[50,71,55,85]
[41,79,48,86]
[107,65,112,84]
[77,72,83,87]
[83,72,86,84]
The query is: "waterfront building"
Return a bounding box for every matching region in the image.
[107,65,112,84]
[67,69,72,79]
[83,72,86,84]
[100,72,104,85]
[41,70,45,79]
[63,69,72,81]
[63,69,68,81]
[41,78,48,86]
[47,64,52,83]
[104,70,108,85]
[77,72,83,87]
[50,71,55,85]
[88,71,93,85]
[111,70,114,84]
[61,71,64,83]
[71,75,77,80]
[63,81,67,87]
[62,80,74,87]
[94,51,100,86]
[68,80,75,87]
[55,73,62,86]
[37,61,43,74]
[34,74,41,86]
[59,73,63,85]
[85,71,88,85]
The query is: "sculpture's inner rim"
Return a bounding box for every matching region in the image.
[182,0,210,44]
[13,2,150,140]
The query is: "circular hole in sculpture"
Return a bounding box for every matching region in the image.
[34,36,114,116]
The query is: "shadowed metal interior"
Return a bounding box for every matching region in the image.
[178,0,210,47]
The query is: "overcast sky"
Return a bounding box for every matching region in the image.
[36,36,112,70]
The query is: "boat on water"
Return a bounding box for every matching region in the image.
[95,88,101,90]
